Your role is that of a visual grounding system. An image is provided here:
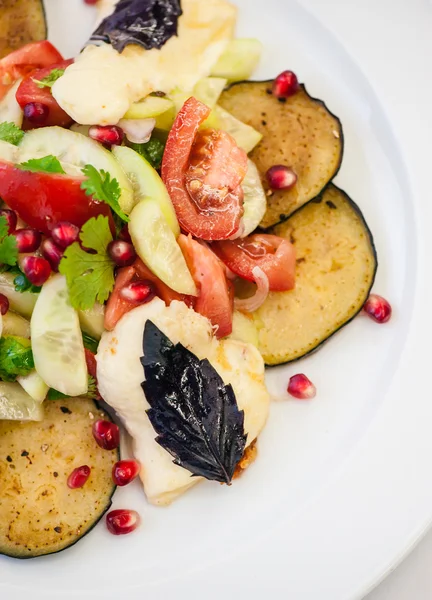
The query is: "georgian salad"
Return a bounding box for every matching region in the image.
[0,0,391,558]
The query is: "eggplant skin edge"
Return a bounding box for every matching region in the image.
[263,183,378,368]
[222,79,345,230]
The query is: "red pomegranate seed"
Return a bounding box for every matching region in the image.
[89,125,124,146]
[287,374,316,400]
[67,465,91,489]
[21,256,51,286]
[266,165,297,190]
[14,228,41,253]
[108,240,137,267]
[23,102,49,124]
[0,209,17,234]
[112,460,141,487]
[272,70,299,99]
[106,509,140,535]
[119,225,132,243]
[41,238,64,271]
[0,293,9,315]
[84,0,98,4]
[51,221,80,249]
[363,294,392,324]
[92,420,120,450]
[120,281,155,304]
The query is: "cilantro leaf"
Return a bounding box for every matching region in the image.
[81,165,129,222]
[47,375,98,401]
[32,68,65,89]
[19,155,65,174]
[0,336,34,382]
[129,138,165,170]
[0,215,18,267]
[0,122,24,146]
[59,215,115,310]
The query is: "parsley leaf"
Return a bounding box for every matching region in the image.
[81,165,129,222]
[129,138,165,170]
[0,216,18,267]
[32,68,65,89]
[19,155,65,174]
[59,215,115,310]
[0,122,24,146]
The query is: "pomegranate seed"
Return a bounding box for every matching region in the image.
[41,238,64,271]
[14,228,41,253]
[266,165,298,190]
[21,256,51,286]
[106,509,140,536]
[112,460,141,486]
[120,281,155,304]
[119,224,132,243]
[89,125,124,146]
[67,465,91,489]
[272,70,299,99]
[92,420,120,450]
[51,221,80,249]
[107,240,136,267]
[84,0,98,4]
[363,294,392,324]
[0,293,9,315]
[0,209,17,233]
[23,102,49,124]
[287,374,316,400]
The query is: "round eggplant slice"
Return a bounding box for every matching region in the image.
[250,185,377,365]
[0,0,46,59]
[0,397,118,558]
[219,81,343,229]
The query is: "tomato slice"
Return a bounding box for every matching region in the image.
[161,97,246,241]
[16,59,74,128]
[104,259,193,331]
[0,41,63,100]
[0,160,112,234]
[178,234,233,338]
[213,234,296,292]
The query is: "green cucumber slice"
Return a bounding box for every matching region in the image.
[194,77,227,108]
[242,159,267,236]
[0,272,37,318]
[18,127,135,214]
[211,39,263,82]
[213,105,262,153]
[124,96,174,120]
[112,145,180,235]
[129,199,196,296]
[17,371,49,403]
[31,274,88,397]
[0,140,18,163]
[2,311,31,338]
[0,381,43,421]
[78,303,105,339]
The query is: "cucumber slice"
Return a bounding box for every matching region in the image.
[213,105,262,153]
[18,127,135,214]
[194,77,227,108]
[112,145,180,235]
[0,140,19,163]
[31,274,88,397]
[0,80,23,127]
[78,303,105,339]
[2,311,30,338]
[17,370,48,403]
[129,199,196,296]
[0,381,43,421]
[124,96,174,121]
[242,159,267,236]
[0,272,37,318]
[211,39,263,82]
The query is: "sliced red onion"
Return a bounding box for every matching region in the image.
[118,118,156,144]
[234,266,269,313]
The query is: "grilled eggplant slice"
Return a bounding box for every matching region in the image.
[219,81,343,228]
[0,398,118,558]
[253,185,377,365]
[0,0,47,59]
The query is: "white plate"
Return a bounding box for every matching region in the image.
[1,1,431,598]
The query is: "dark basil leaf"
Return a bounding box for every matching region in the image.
[141,321,246,484]
[91,0,182,53]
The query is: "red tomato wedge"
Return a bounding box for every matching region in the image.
[0,161,112,235]
[16,59,74,128]
[213,234,296,291]
[161,97,246,241]
[104,260,193,331]
[0,41,63,100]
[178,234,233,338]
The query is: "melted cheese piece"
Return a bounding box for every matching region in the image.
[52,0,237,125]
[96,298,270,506]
